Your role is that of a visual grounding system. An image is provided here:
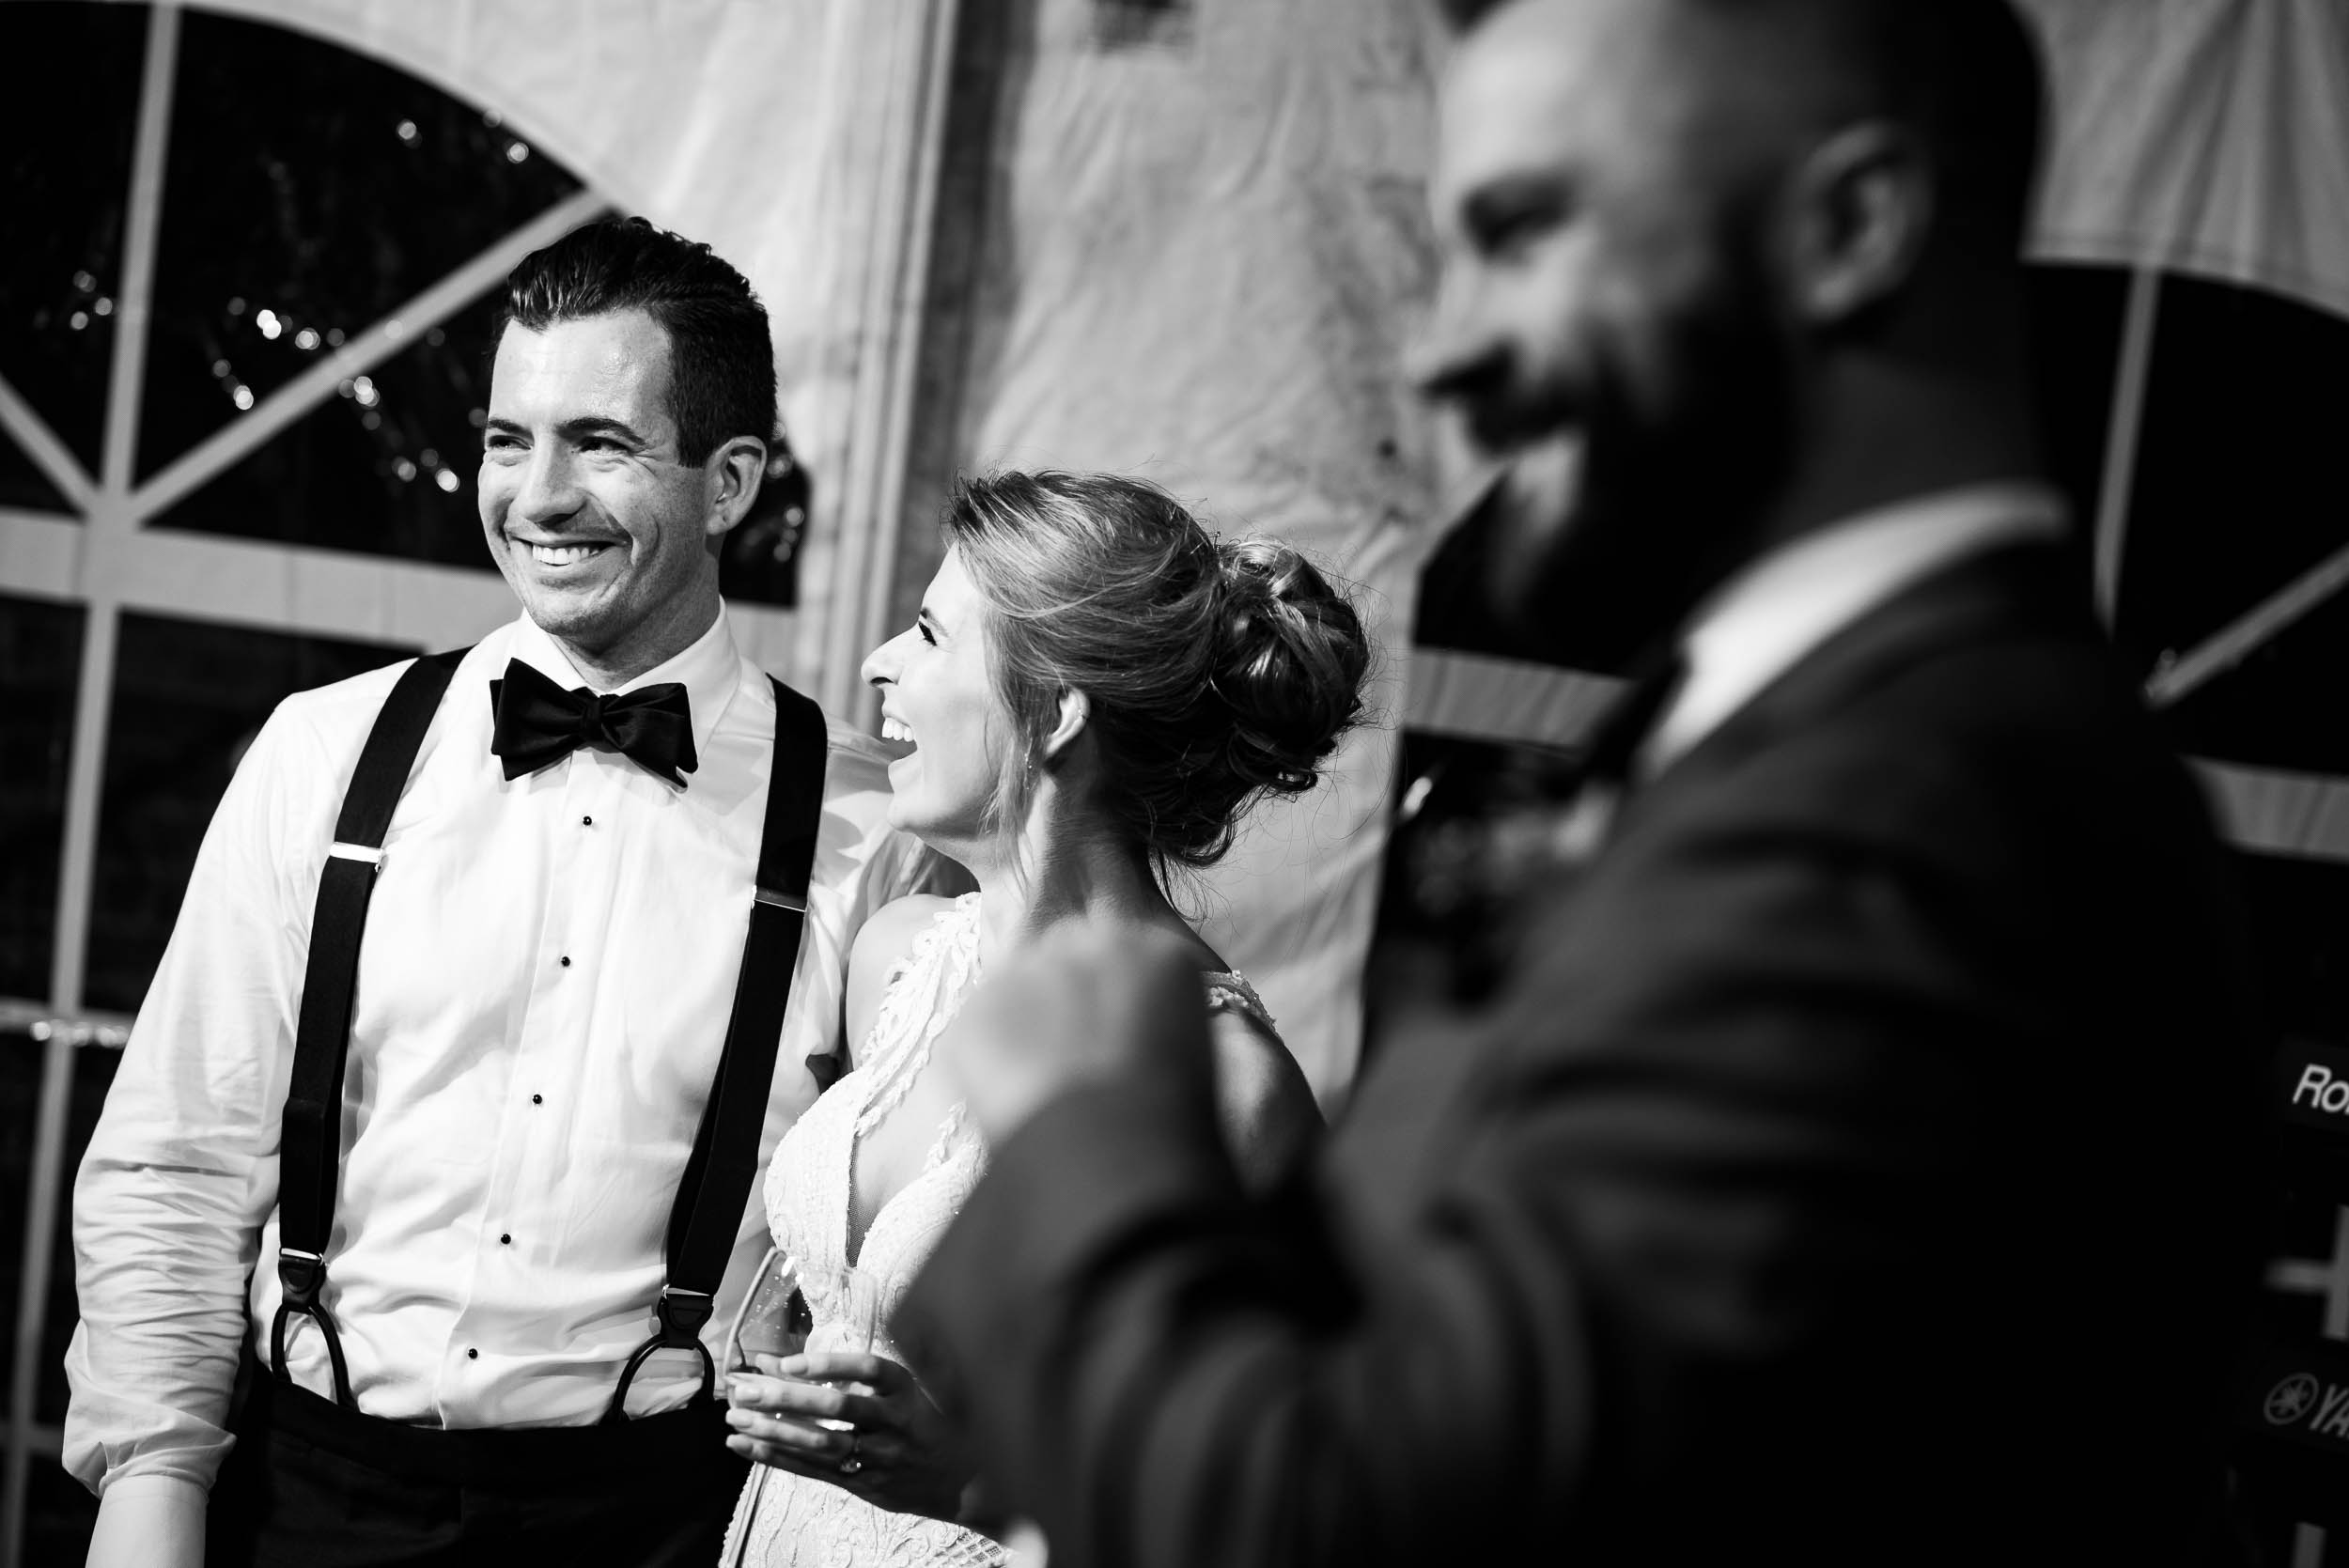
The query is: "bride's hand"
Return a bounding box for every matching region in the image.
[724,1350,973,1522]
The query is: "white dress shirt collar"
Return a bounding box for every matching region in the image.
[506,602,745,761]
[1640,481,2069,779]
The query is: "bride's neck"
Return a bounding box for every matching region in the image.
[965,807,1172,970]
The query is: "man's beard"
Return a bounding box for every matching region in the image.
[1475,252,1797,673]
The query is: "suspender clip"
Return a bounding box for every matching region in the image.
[754,885,805,913]
[278,1247,327,1309]
[654,1286,715,1347]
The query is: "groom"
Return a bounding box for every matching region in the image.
[67,217,927,1565]
[904,2,2267,1563]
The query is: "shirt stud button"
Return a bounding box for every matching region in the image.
[531,1094,543,1105]
[500,1234,512,1246]
[559,955,571,968]
[466,1348,479,1360]
[581,815,593,827]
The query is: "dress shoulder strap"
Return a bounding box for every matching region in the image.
[1202,970,1279,1038]
[854,894,984,1139]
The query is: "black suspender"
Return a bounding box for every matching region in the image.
[272,653,832,1421]
[602,679,830,1422]
[273,650,464,1406]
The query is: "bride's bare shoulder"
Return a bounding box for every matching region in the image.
[846,895,960,1048]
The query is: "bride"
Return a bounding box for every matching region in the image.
[718,470,1370,1566]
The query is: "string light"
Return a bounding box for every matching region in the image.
[72,271,95,292]
[506,141,530,164]
[436,469,461,493]
[396,118,420,146]
[69,311,88,331]
[93,298,114,318]
[394,458,417,482]
[326,327,346,347]
[352,376,379,408]
[231,385,255,411]
[295,327,320,350]
[256,308,282,340]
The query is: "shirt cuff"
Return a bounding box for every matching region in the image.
[97,1470,210,1507]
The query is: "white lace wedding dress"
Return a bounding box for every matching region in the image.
[720,893,1278,1568]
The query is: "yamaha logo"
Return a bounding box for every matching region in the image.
[2267,1374,2321,1425]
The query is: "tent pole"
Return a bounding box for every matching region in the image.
[2092,264,2162,629]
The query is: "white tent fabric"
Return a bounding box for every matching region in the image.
[2022,0,2349,321]
[944,0,1449,1102]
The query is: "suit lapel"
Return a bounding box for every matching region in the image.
[1608,537,2092,837]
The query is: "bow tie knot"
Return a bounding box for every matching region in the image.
[490,659,698,787]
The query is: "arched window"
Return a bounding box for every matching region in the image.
[0,6,821,1556]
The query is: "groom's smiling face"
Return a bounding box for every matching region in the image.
[477,308,726,671]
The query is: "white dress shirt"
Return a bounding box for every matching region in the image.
[1640,482,2070,778]
[65,607,925,1500]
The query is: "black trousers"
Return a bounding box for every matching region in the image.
[206,1374,751,1567]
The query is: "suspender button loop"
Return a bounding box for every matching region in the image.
[655,1286,714,1347]
[278,1247,327,1308]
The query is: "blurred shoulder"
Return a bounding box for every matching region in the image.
[1205,996,1322,1188]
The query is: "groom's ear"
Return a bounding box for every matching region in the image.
[704,435,769,538]
[1039,688,1090,763]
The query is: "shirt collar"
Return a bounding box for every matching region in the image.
[1640,480,2069,778]
[505,603,748,761]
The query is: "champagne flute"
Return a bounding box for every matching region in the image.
[799,1260,881,1432]
[723,1244,811,1377]
[723,1245,813,1567]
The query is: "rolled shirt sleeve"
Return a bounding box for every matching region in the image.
[64,700,335,1494]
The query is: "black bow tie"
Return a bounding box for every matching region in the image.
[489,659,698,787]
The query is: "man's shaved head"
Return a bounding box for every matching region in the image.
[1443,0,2046,257]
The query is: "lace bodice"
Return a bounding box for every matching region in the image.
[722,894,1276,1567]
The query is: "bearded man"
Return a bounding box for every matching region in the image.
[896,3,2267,1563]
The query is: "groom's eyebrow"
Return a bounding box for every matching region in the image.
[558,415,650,446]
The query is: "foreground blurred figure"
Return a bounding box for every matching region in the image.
[719,472,1363,1564]
[898,3,2266,1563]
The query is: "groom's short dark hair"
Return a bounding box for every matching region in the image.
[500,216,779,465]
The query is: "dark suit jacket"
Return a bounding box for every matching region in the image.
[898,540,2266,1566]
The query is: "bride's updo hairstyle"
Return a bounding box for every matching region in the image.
[944,470,1369,875]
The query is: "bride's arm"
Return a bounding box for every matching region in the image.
[1207,1011,1323,1192]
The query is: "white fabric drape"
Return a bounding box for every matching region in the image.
[943,0,1449,1101]
[2022,0,2349,321]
